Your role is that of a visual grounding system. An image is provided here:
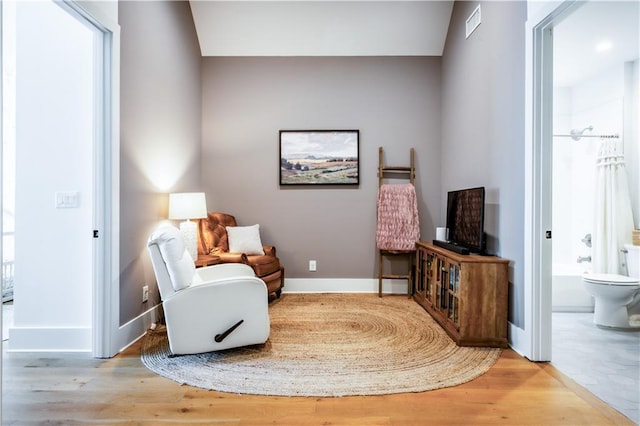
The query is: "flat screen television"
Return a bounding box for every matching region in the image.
[445,187,486,254]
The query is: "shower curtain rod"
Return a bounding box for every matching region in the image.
[553,134,619,139]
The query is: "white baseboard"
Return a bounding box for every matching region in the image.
[7,305,162,354]
[283,278,411,295]
[116,304,162,354]
[8,326,92,352]
[12,280,519,355]
[507,322,527,358]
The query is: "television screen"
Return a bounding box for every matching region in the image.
[446,187,485,253]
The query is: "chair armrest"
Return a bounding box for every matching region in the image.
[217,252,249,264]
[262,245,276,256]
[194,263,255,282]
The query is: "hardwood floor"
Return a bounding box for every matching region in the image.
[1,340,634,425]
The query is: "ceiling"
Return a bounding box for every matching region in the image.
[189,1,454,56]
[553,1,640,87]
[189,1,639,84]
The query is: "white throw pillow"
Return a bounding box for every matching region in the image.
[226,224,265,255]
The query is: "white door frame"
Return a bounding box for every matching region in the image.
[1,2,4,418]
[524,0,581,361]
[57,0,120,358]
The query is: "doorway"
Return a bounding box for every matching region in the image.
[1,0,114,355]
[550,1,639,313]
[526,0,640,356]
[527,0,639,421]
[549,2,639,421]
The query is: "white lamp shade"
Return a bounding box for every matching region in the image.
[168,192,207,220]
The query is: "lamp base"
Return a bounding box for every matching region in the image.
[179,220,198,261]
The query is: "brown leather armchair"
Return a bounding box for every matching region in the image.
[196,212,284,298]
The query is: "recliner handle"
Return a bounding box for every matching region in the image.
[214,319,244,343]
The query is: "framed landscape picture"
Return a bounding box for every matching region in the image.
[279,130,360,186]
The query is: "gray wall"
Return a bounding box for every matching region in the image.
[201,57,442,280]
[116,0,528,327]
[119,1,202,325]
[441,1,527,327]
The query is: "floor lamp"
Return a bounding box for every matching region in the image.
[168,192,207,261]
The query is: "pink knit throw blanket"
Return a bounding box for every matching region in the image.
[376,183,420,251]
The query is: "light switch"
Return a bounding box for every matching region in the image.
[55,191,80,209]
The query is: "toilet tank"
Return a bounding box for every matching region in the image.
[625,244,640,278]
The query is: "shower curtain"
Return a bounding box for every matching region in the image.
[592,138,635,274]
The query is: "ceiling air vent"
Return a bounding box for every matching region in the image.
[465,5,481,39]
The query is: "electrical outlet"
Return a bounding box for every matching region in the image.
[309,260,317,272]
[142,285,149,303]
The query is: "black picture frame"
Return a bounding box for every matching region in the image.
[279,130,360,186]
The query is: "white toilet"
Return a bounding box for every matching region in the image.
[582,244,640,329]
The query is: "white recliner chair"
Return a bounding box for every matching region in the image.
[147,225,270,355]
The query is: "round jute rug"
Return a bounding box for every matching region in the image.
[141,294,502,397]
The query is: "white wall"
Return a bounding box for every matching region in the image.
[551,86,574,264]
[552,63,625,267]
[625,60,639,227]
[11,0,95,351]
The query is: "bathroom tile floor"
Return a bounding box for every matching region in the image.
[552,312,640,424]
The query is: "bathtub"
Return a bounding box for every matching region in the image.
[552,263,595,312]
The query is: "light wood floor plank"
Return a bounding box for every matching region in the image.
[2,341,634,425]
